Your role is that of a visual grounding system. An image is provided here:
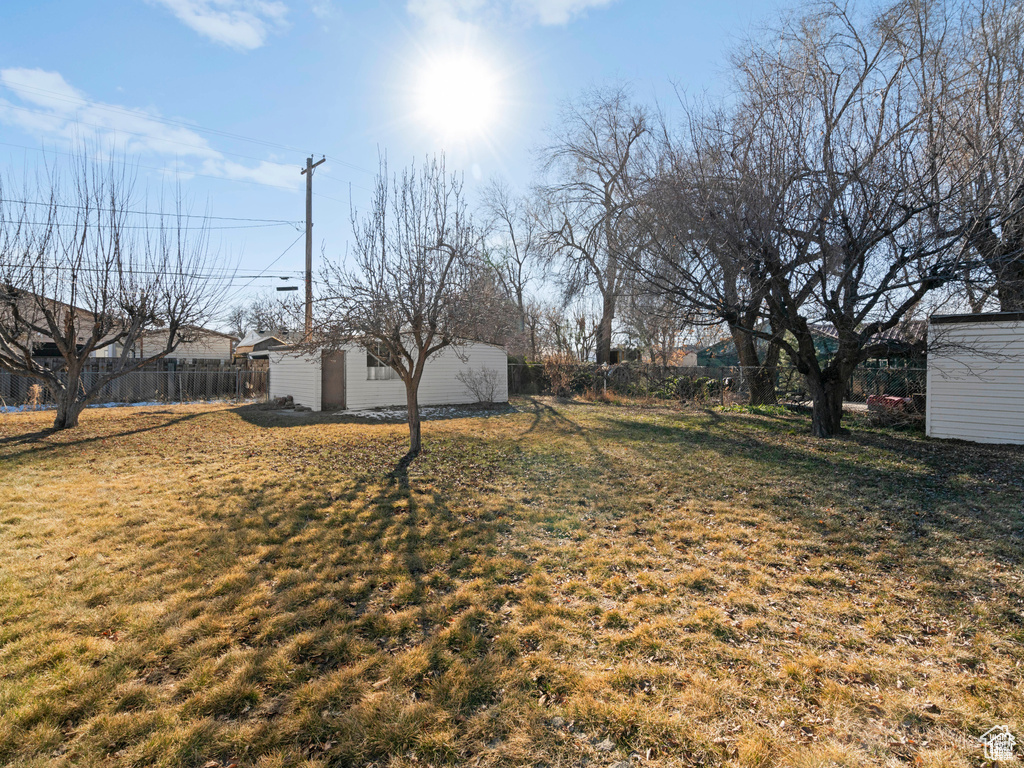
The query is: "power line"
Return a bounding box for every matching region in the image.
[0,196,303,226]
[221,232,305,305]
[318,172,375,195]
[9,220,299,231]
[0,263,300,280]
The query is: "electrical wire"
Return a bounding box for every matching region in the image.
[0,196,302,225]
[0,263,300,280]
[221,232,305,305]
[7,220,299,231]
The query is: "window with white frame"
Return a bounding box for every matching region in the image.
[366,343,399,381]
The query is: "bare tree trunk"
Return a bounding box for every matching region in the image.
[749,367,778,406]
[596,292,615,364]
[728,324,780,406]
[999,260,1024,311]
[805,369,847,438]
[405,379,422,455]
[52,369,85,430]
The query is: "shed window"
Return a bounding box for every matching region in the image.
[367,343,399,381]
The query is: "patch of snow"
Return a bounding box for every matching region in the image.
[343,404,519,421]
[0,398,260,414]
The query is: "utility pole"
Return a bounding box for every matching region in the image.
[301,155,326,339]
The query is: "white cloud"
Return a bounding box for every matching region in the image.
[0,68,299,190]
[406,0,615,31]
[148,0,288,50]
[514,0,616,25]
[309,0,335,21]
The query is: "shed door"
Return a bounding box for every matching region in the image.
[321,350,346,410]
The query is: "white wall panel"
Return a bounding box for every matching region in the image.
[927,318,1024,444]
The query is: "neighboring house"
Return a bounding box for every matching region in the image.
[130,327,237,363]
[234,331,298,361]
[696,321,927,367]
[809,321,927,367]
[4,291,235,364]
[674,347,699,367]
[269,341,508,412]
[697,336,768,367]
[926,311,1024,445]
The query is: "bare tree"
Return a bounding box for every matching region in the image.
[728,0,966,437]
[637,1,975,434]
[936,0,1024,310]
[637,105,786,403]
[481,179,543,358]
[244,293,302,336]
[537,86,651,364]
[318,157,487,455]
[536,301,599,362]
[225,304,248,339]
[620,289,695,368]
[0,151,222,430]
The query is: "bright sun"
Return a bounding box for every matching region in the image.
[414,50,502,142]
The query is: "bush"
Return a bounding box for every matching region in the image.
[675,376,721,402]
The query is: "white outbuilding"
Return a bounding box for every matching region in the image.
[926,311,1024,445]
[268,341,508,412]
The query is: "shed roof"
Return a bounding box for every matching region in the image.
[930,311,1024,325]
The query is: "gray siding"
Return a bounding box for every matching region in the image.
[926,319,1024,444]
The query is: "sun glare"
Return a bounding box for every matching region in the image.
[413,50,503,143]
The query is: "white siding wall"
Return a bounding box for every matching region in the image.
[269,350,323,411]
[345,343,508,411]
[926,318,1024,444]
[173,335,235,361]
[139,331,234,361]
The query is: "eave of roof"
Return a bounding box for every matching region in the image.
[930,311,1024,325]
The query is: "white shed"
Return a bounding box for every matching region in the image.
[926,311,1024,445]
[268,341,508,412]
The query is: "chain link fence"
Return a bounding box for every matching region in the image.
[0,368,269,411]
[508,361,927,412]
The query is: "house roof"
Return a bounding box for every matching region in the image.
[931,311,1024,325]
[3,288,232,346]
[807,321,927,345]
[236,330,301,348]
[236,331,266,349]
[141,325,238,341]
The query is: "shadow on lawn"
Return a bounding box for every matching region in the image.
[232,402,521,430]
[5,400,1023,766]
[112,448,535,765]
[0,410,209,462]
[582,406,1024,606]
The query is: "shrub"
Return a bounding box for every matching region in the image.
[675,376,721,402]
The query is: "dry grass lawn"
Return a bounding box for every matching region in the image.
[0,399,1022,768]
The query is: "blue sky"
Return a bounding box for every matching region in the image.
[0,0,778,315]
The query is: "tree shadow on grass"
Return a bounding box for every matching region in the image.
[0,410,210,464]
[232,402,522,430]
[5,400,1022,767]
[582,406,1024,612]
[48,448,540,767]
